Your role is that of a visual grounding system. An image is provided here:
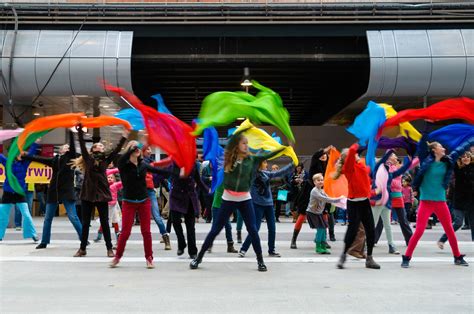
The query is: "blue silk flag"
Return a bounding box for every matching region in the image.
[428,124,474,152]
[152,94,173,115]
[114,108,145,131]
[203,127,224,193]
[347,101,386,172]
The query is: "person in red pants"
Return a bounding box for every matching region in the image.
[110,141,180,269]
[402,140,472,268]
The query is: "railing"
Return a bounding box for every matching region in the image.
[0,0,463,4]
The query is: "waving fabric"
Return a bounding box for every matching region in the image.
[203,127,224,193]
[323,148,348,209]
[114,109,145,131]
[377,136,418,157]
[378,103,422,142]
[105,84,197,176]
[0,129,24,143]
[347,101,386,172]
[379,97,474,137]
[7,130,50,195]
[427,124,474,153]
[234,119,298,165]
[193,80,295,142]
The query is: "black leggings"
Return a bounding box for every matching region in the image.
[171,203,197,256]
[80,201,112,250]
[343,199,375,256]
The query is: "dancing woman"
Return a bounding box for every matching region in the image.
[190,133,283,271]
[335,143,380,270]
[402,140,472,267]
[22,131,82,249]
[110,141,179,269]
[72,126,127,258]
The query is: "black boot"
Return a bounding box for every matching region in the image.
[337,253,346,269]
[290,229,300,249]
[190,251,204,270]
[227,242,238,253]
[322,241,331,249]
[401,255,411,268]
[256,254,267,272]
[237,231,242,244]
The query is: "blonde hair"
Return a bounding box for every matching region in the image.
[224,134,248,173]
[332,149,348,180]
[427,141,441,153]
[312,173,324,181]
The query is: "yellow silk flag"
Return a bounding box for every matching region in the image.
[379,103,422,142]
[234,119,298,165]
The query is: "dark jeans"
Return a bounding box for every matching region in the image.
[375,207,413,245]
[211,206,233,242]
[343,199,375,256]
[80,201,112,250]
[171,204,197,256]
[440,209,474,242]
[241,203,276,254]
[327,211,335,238]
[199,199,262,258]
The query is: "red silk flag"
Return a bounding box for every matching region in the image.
[105,84,197,175]
[378,97,474,138]
[324,148,348,198]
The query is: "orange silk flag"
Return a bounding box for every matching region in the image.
[80,116,132,130]
[324,148,348,198]
[17,113,84,152]
[17,113,132,153]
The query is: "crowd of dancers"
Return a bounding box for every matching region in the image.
[0,83,472,272]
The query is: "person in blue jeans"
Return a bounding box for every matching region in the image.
[22,131,82,249]
[0,143,39,242]
[238,160,294,257]
[207,185,237,253]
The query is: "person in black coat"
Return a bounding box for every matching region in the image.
[22,131,82,249]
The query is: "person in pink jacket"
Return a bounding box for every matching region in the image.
[94,168,122,245]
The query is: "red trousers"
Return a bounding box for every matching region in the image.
[405,200,461,258]
[115,200,153,260]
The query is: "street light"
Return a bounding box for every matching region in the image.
[240,67,253,92]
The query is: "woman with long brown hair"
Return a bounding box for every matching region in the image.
[190,133,284,271]
[72,126,128,258]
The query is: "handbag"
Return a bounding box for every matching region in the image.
[277,190,289,202]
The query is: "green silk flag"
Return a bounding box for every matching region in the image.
[193,80,295,142]
[7,130,51,196]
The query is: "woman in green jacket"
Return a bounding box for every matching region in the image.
[190,133,283,272]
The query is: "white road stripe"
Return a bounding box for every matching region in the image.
[0,256,472,263]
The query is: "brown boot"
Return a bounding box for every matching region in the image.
[365,255,381,269]
[107,249,115,258]
[73,249,86,257]
[227,242,238,253]
[163,234,172,250]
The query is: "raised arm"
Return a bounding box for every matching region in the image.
[391,156,412,178]
[265,162,295,179]
[448,137,474,163]
[77,125,90,160]
[106,136,127,164]
[342,143,358,175]
[22,154,54,168]
[253,147,286,164]
[145,163,179,179]
[106,168,120,176]
[67,131,77,158]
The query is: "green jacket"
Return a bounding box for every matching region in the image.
[223,149,284,193]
